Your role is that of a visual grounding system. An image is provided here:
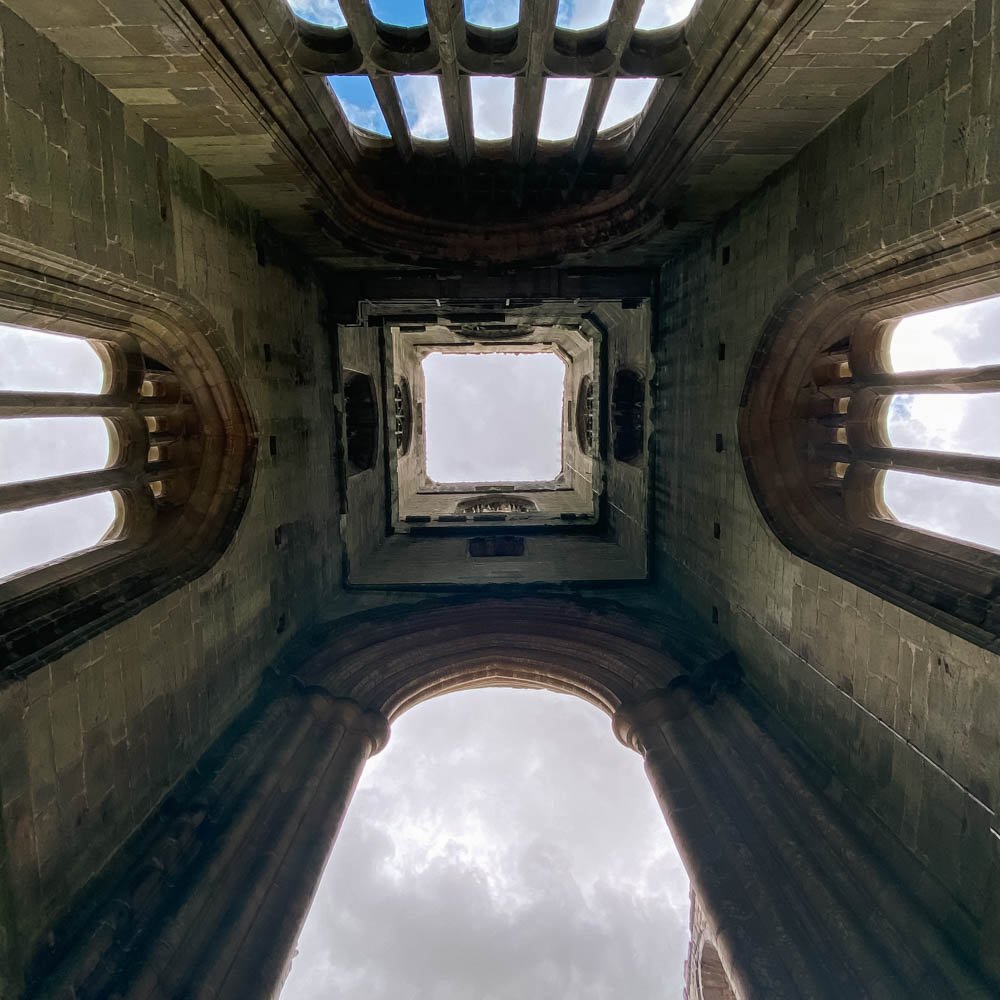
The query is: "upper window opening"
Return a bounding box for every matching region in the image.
[888,297,1000,372]
[422,352,565,483]
[538,78,589,141]
[457,494,537,514]
[464,0,520,28]
[344,372,379,473]
[396,75,448,141]
[394,378,413,455]
[556,0,613,29]
[612,369,645,463]
[575,375,594,454]
[0,493,119,584]
[0,417,115,486]
[882,472,1000,555]
[599,78,657,132]
[636,0,697,29]
[370,0,427,26]
[287,0,346,27]
[471,76,515,140]
[327,76,390,136]
[0,325,106,393]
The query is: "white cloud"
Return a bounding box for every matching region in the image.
[0,494,118,582]
[286,0,347,27]
[423,352,565,482]
[280,689,691,1000]
[556,0,613,29]
[889,297,1000,373]
[471,76,515,140]
[0,326,117,582]
[635,0,696,29]
[465,0,520,28]
[397,76,449,141]
[883,472,1000,554]
[599,78,657,132]
[538,79,590,141]
[0,324,105,393]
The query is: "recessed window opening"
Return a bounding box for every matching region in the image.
[464,0,520,28]
[888,296,1000,372]
[0,325,118,582]
[0,493,119,583]
[370,0,427,26]
[397,75,448,141]
[368,0,427,28]
[279,689,690,999]
[0,417,115,485]
[287,0,346,27]
[886,393,1000,458]
[344,372,379,472]
[0,324,106,393]
[556,0,613,28]
[599,78,657,132]
[471,76,515,140]
[422,352,565,483]
[327,76,390,136]
[538,78,589,141]
[882,472,1000,554]
[636,0,697,29]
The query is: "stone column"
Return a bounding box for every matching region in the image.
[34,684,388,1000]
[614,685,989,1000]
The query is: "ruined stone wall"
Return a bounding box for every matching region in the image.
[0,7,342,988]
[654,0,1000,977]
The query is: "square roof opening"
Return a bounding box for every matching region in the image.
[422,351,565,484]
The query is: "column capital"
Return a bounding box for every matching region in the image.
[301,688,391,755]
[612,654,741,753]
[612,686,693,753]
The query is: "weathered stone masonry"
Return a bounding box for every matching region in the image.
[655,0,1000,980]
[0,7,342,990]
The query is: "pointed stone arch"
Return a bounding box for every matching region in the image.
[26,597,994,1000]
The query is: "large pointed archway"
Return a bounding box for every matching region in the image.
[26,597,991,999]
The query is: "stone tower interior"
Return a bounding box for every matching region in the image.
[0,0,999,997]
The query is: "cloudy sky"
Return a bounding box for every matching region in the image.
[422,352,564,483]
[278,689,692,1000]
[288,0,697,30]
[882,299,1000,552]
[0,325,117,581]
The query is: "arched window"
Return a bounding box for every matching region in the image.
[456,494,537,514]
[0,258,253,673]
[575,374,594,455]
[393,378,412,455]
[612,368,645,463]
[344,372,378,473]
[740,239,1000,649]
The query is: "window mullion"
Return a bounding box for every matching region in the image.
[426,0,473,164]
[0,391,132,418]
[573,0,644,163]
[857,446,1000,487]
[374,75,415,160]
[0,467,133,515]
[856,364,1000,394]
[512,0,559,165]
